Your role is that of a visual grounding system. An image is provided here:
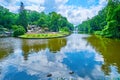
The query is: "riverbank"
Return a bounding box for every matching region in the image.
[19,32,70,39]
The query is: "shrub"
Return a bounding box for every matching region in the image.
[94,31,102,35]
[13,25,26,37]
[12,25,18,31]
[60,27,70,32]
[102,20,118,38]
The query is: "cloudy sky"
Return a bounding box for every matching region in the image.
[0,0,107,25]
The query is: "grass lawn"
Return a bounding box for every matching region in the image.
[19,32,70,39]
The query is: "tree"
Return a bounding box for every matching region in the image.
[77,0,120,38]
[37,17,48,28]
[102,0,120,38]
[0,5,73,33]
[18,2,28,32]
[27,10,40,25]
[0,6,14,29]
[77,7,107,34]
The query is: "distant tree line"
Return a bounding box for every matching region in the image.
[0,2,73,37]
[77,0,120,38]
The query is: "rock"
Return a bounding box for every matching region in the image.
[69,71,74,74]
[47,73,52,77]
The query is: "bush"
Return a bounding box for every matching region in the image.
[60,27,70,32]
[102,20,118,38]
[94,31,102,35]
[12,25,19,31]
[13,25,26,37]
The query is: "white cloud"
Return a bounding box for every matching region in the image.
[55,0,68,5]
[7,5,19,12]
[26,4,45,12]
[56,0,107,25]
[99,0,107,5]
[27,0,45,4]
[0,0,45,12]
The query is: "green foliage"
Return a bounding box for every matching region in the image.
[102,20,119,38]
[77,7,107,34]
[78,0,120,38]
[13,25,26,37]
[0,4,73,35]
[27,11,73,32]
[0,6,17,29]
[12,25,19,31]
[94,31,103,35]
[102,0,120,38]
[18,10,28,32]
[37,17,48,28]
[27,11,40,24]
[60,27,70,32]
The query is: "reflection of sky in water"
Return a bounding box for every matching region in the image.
[0,34,120,80]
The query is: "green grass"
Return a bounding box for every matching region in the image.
[19,32,70,39]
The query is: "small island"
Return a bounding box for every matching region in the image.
[19,32,70,39]
[18,23,72,39]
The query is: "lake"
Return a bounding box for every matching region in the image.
[0,34,120,80]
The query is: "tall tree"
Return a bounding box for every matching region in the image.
[18,2,28,32]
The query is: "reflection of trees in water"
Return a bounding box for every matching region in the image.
[0,38,13,59]
[87,35,120,75]
[22,40,47,53]
[22,38,67,60]
[48,38,66,52]
[0,49,13,59]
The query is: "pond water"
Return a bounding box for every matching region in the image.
[0,34,120,80]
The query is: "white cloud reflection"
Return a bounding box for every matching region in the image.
[0,34,117,80]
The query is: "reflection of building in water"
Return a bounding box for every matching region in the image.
[22,38,67,60]
[87,35,120,75]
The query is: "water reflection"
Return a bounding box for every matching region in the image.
[0,34,120,80]
[87,35,120,75]
[0,38,21,59]
[62,34,105,80]
[22,38,66,60]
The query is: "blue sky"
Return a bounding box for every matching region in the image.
[67,0,99,8]
[0,0,107,25]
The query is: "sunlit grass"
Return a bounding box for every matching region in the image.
[19,32,70,39]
